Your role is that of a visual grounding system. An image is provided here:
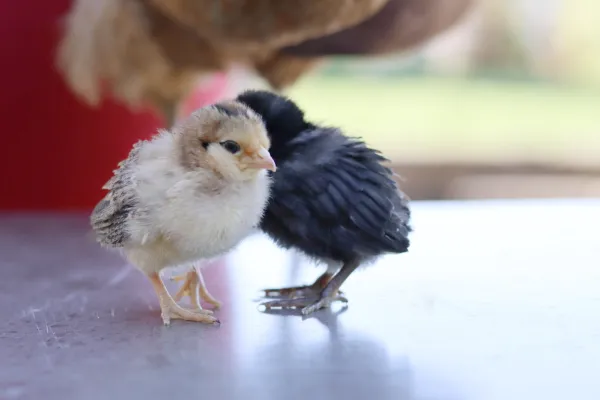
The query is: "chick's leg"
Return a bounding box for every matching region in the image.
[148,273,219,326]
[262,271,336,299]
[171,269,221,310]
[260,260,360,315]
[197,270,222,309]
[171,270,213,314]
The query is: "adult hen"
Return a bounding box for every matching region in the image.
[56,0,472,126]
[90,100,276,325]
[236,90,412,315]
[56,0,387,126]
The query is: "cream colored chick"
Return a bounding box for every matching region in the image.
[90,101,276,325]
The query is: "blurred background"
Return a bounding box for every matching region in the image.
[1,0,599,209]
[236,0,600,200]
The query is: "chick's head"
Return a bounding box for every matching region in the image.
[178,101,276,181]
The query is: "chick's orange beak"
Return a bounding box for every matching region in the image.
[247,147,276,172]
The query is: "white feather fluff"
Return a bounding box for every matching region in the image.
[115,130,270,275]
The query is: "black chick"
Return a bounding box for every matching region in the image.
[236,90,412,315]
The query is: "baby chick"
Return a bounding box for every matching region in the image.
[90,101,276,325]
[235,90,412,315]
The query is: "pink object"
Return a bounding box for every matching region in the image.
[180,73,229,118]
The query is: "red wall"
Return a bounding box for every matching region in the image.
[0,0,227,211]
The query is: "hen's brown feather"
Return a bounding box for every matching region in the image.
[57,0,219,115]
[146,0,388,48]
[281,0,474,56]
[255,54,322,90]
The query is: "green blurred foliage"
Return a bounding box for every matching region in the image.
[286,75,600,162]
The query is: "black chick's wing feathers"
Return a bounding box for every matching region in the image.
[261,128,411,263]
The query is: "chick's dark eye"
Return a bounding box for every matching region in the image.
[220,140,240,154]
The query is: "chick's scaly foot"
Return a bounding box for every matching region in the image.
[262,285,319,299]
[149,272,220,326]
[161,304,220,326]
[260,292,348,315]
[262,272,343,299]
[262,285,345,299]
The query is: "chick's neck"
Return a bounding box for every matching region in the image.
[267,123,316,165]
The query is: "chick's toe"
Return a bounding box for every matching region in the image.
[198,279,222,310]
[262,271,343,299]
[260,291,348,315]
[163,304,220,326]
[301,294,349,315]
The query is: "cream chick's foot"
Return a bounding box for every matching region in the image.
[149,273,220,326]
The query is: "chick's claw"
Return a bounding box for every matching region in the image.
[301,294,348,315]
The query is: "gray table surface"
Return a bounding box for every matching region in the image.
[1,199,599,400]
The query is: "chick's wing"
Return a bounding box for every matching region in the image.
[90,143,145,248]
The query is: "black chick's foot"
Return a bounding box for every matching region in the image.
[262,285,315,299]
[260,291,348,316]
[261,272,343,300]
[262,285,345,299]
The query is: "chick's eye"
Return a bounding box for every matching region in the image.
[220,140,240,154]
